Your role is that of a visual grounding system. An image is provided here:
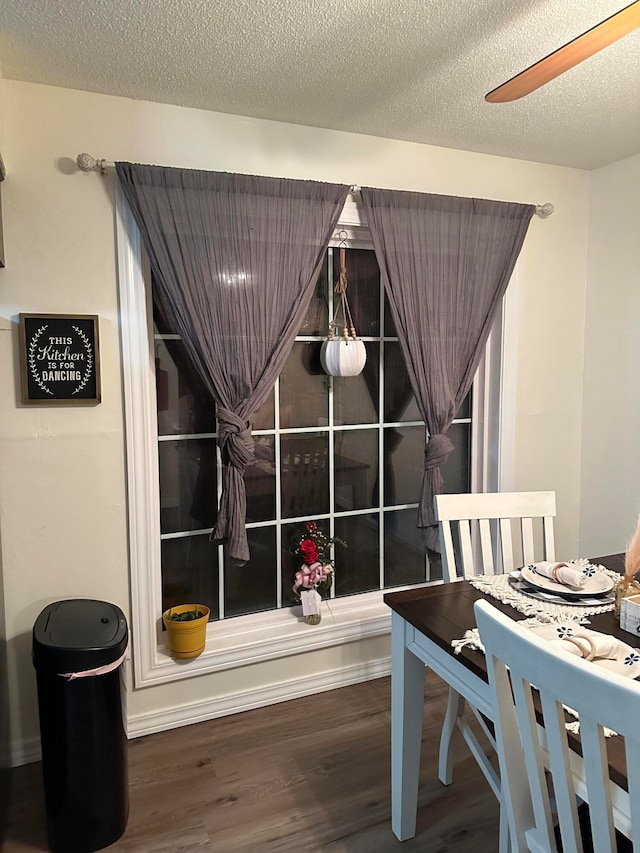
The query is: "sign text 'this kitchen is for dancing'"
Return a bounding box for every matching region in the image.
[19,314,101,404]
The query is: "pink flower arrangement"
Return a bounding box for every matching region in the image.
[293,561,333,595]
[289,521,346,600]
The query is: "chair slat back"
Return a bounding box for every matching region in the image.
[435,491,556,581]
[475,599,639,853]
[520,516,535,565]
[478,518,495,574]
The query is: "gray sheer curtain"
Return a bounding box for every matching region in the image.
[116,163,349,562]
[360,188,535,551]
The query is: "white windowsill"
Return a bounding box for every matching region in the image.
[144,588,406,687]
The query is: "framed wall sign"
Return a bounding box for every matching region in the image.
[19,314,101,405]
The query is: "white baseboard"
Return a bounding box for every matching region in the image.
[126,655,391,739]
[6,658,391,766]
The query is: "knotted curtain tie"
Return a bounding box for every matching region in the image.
[423,433,455,470]
[216,407,255,472]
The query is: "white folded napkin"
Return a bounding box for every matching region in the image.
[550,630,621,661]
[529,560,588,589]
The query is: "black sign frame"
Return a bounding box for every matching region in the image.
[0,151,5,268]
[19,313,101,405]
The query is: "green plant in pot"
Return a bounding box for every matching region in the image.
[162,603,210,659]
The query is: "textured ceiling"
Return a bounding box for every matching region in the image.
[1,0,639,169]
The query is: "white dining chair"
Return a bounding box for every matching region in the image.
[435,491,557,799]
[475,598,637,852]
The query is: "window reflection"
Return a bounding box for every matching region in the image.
[383,292,397,337]
[384,426,424,507]
[279,343,329,429]
[384,510,430,587]
[333,342,379,425]
[153,295,179,336]
[383,422,471,508]
[334,429,378,511]
[281,433,329,518]
[298,340,324,377]
[334,515,380,596]
[333,248,380,337]
[245,436,276,522]
[250,388,275,431]
[158,439,218,534]
[457,390,471,420]
[441,422,471,493]
[384,342,420,423]
[299,259,328,336]
[224,526,277,617]
[155,338,216,436]
[161,534,219,619]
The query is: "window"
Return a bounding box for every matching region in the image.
[154,242,473,623]
[117,190,514,688]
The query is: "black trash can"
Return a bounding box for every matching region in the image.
[33,599,129,853]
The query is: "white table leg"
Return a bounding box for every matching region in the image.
[438,687,466,785]
[391,611,426,841]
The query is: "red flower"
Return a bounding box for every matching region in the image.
[306,522,318,532]
[300,539,319,563]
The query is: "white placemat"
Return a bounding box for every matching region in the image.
[468,568,620,622]
[453,569,627,737]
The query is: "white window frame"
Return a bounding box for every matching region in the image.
[116,186,517,689]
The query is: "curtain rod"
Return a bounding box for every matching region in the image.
[75,153,555,219]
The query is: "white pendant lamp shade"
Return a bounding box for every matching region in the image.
[321,238,367,377]
[320,338,367,377]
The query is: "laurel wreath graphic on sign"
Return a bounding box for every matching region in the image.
[71,325,93,395]
[28,325,54,395]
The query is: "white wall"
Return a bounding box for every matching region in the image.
[0,65,11,789]
[579,153,640,556]
[0,80,591,762]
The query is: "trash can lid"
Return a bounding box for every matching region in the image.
[33,599,128,673]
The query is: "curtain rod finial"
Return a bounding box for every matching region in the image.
[77,153,108,175]
[535,202,554,219]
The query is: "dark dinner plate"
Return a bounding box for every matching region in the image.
[508,572,615,607]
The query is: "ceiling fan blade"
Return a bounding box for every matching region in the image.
[486,1,640,103]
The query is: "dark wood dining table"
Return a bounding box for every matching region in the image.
[384,553,630,842]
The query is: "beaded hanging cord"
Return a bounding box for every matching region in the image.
[327,240,358,344]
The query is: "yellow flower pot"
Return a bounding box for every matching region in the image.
[162,604,210,659]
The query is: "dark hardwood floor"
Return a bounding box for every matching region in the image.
[3,674,500,852]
